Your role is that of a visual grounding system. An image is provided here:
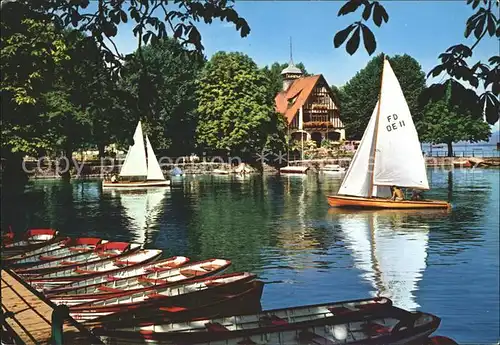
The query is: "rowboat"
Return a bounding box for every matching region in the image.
[2,236,71,263]
[26,248,160,291]
[84,280,264,327]
[46,256,190,295]
[48,259,232,305]
[102,121,170,188]
[327,57,450,210]
[67,272,258,321]
[5,237,104,268]
[94,299,440,345]
[2,228,60,256]
[15,242,141,276]
[96,296,391,334]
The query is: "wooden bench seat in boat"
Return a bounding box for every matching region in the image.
[299,331,337,345]
[60,260,79,265]
[39,255,58,261]
[97,286,124,293]
[180,269,206,277]
[205,322,229,332]
[259,315,289,326]
[204,280,223,287]
[74,268,98,274]
[363,322,391,336]
[137,276,168,285]
[147,292,166,299]
[200,264,220,271]
[114,259,139,265]
[159,306,187,313]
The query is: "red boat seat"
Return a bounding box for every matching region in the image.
[147,292,166,299]
[298,331,336,345]
[60,260,78,265]
[180,269,205,277]
[363,322,391,336]
[39,255,58,261]
[74,268,97,274]
[200,264,220,271]
[106,275,120,282]
[97,286,123,293]
[137,277,167,285]
[114,260,139,265]
[205,322,229,332]
[159,306,187,313]
[260,315,289,326]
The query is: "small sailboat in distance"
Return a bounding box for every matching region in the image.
[327,57,450,209]
[102,121,170,188]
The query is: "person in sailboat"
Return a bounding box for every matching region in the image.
[390,186,405,201]
[411,189,423,201]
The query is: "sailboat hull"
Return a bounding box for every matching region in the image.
[327,195,451,209]
[102,180,170,188]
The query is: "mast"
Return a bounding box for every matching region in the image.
[367,55,385,198]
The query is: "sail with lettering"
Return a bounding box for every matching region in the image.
[373,59,429,190]
[146,135,165,181]
[119,121,148,177]
[338,59,428,198]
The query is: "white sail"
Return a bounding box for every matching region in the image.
[146,135,165,181]
[337,103,389,198]
[373,59,429,190]
[119,121,148,177]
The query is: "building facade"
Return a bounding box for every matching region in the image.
[274,61,345,147]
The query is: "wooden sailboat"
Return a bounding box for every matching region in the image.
[327,58,450,209]
[102,121,170,188]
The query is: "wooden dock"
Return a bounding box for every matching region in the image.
[1,269,102,345]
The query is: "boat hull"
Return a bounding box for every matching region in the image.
[327,195,451,209]
[102,180,170,188]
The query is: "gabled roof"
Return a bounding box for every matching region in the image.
[275,75,321,124]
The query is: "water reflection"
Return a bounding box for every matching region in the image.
[104,188,167,245]
[328,208,449,311]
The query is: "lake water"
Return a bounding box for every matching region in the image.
[1,168,499,344]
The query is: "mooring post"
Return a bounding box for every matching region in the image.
[50,305,69,345]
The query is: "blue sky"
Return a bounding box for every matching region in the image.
[112,1,497,88]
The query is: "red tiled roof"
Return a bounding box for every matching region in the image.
[274,75,322,124]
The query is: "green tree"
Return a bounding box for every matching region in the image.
[332,0,499,125]
[339,54,426,140]
[119,38,205,155]
[419,83,491,157]
[262,62,310,97]
[196,52,277,160]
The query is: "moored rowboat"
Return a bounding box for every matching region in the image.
[67,272,258,321]
[94,300,440,345]
[2,228,60,256]
[84,280,264,327]
[15,242,141,277]
[5,237,104,268]
[327,195,451,209]
[48,258,231,305]
[46,256,190,295]
[26,248,161,291]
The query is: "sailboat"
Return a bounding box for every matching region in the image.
[102,121,170,188]
[327,57,450,209]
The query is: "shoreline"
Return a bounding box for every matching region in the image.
[18,156,500,180]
